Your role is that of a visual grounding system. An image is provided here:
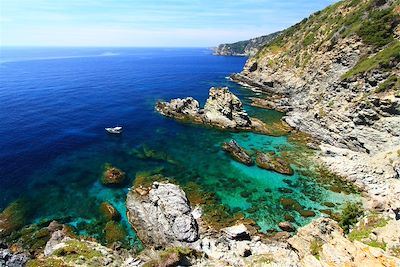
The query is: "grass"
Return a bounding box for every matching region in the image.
[375,75,400,93]
[342,41,400,79]
[249,254,274,266]
[310,238,324,260]
[53,240,102,261]
[348,213,388,240]
[26,258,68,267]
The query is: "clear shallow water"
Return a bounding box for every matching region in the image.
[0,47,357,245]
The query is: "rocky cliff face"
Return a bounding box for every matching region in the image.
[233,0,400,213]
[213,32,281,56]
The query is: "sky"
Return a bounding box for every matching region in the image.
[0,0,337,47]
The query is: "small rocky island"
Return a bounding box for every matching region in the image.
[156,87,284,135]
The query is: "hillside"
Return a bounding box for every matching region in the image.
[232,0,400,212]
[213,31,281,56]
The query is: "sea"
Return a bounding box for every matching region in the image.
[0,47,358,247]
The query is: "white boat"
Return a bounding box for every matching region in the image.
[105,126,123,134]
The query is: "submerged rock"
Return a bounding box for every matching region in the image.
[126,181,198,248]
[222,140,253,166]
[0,201,27,238]
[99,202,121,222]
[278,221,295,232]
[101,164,126,186]
[255,151,294,175]
[104,221,127,245]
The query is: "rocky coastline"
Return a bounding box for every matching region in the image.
[230,1,400,217]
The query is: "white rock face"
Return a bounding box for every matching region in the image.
[204,87,251,128]
[126,182,199,248]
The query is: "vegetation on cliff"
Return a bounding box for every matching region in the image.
[214,31,281,56]
[253,0,399,88]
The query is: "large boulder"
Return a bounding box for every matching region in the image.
[0,249,29,267]
[203,87,251,128]
[126,182,199,248]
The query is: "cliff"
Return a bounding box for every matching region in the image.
[232,0,400,212]
[213,31,281,56]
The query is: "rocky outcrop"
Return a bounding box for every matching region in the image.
[288,218,400,266]
[126,182,199,248]
[213,32,281,57]
[233,0,400,213]
[101,164,126,186]
[222,140,253,165]
[0,249,29,267]
[255,151,294,175]
[156,87,277,134]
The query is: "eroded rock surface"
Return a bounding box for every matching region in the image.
[126,182,199,248]
[288,218,400,266]
[156,87,275,134]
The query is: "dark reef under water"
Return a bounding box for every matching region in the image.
[0,47,359,248]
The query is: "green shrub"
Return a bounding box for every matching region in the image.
[375,75,399,93]
[356,7,398,48]
[310,238,324,259]
[342,41,400,79]
[338,202,363,233]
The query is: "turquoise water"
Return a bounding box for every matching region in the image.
[0,47,358,247]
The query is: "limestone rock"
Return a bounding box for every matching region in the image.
[278,221,295,232]
[99,202,121,222]
[126,182,198,248]
[222,224,250,240]
[0,249,29,267]
[288,218,400,266]
[204,87,251,128]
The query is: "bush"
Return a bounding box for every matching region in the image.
[356,7,398,48]
[375,75,399,93]
[338,202,363,233]
[342,41,400,79]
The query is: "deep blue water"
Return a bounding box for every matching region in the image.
[0,47,357,246]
